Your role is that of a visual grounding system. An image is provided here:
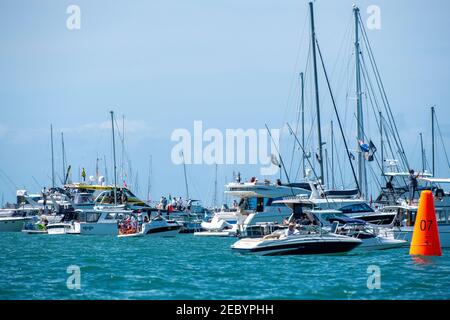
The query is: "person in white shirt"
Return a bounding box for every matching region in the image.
[285,222,300,237]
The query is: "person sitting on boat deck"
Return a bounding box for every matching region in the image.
[284,222,300,237]
[408,169,420,204]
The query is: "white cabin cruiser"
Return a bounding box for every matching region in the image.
[208,178,310,237]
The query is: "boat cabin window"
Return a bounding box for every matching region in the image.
[104,213,117,220]
[437,211,449,224]
[85,212,102,223]
[73,193,93,204]
[256,198,264,212]
[340,203,374,214]
[265,197,285,207]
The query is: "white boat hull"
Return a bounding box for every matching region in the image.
[194,230,237,237]
[394,224,450,248]
[357,236,407,250]
[47,223,80,235]
[77,222,118,235]
[0,217,32,232]
[231,234,362,255]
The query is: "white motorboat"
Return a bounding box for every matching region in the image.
[307,209,406,250]
[231,226,362,255]
[46,222,80,235]
[118,215,181,237]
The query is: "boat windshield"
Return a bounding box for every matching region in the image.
[319,212,348,223]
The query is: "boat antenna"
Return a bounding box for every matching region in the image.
[315,40,361,196]
[61,132,66,185]
[147,155,152,205]
[264,124,294,196]
[213,163,218,208]
[110,111,118,206]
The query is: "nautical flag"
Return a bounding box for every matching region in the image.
[368,140,377,162]
[369,140,377,153]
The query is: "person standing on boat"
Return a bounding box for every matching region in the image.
[408,169,419,204]
[41,187,47,214]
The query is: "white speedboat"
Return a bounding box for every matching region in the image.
[118,216,181,237]
[231,227,361,255]
[47,222,80,235]
[307,210,407,250]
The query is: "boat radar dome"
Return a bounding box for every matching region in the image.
[89,175,95,184]
[98,176,105,185]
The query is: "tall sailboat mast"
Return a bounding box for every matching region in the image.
[61,132,66,183]
[431,105,435,176]
[379,111,384,175]
[213,163,218,208]
[331,120,335,189]
[354,5,367,198]
[110,111,118,206]
[300,72,306,179]
[309,1,324,184]
[50,124,55,188]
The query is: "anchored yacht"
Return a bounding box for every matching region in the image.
[204,178,310,237]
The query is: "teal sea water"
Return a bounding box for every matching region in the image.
[0,233,449,300]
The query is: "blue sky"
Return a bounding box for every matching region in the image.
[0,0,449,205]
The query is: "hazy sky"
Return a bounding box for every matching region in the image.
[1,0,449,205]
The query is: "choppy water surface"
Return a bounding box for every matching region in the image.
[0,233,449,299]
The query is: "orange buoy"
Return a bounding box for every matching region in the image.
[409,190,442,256]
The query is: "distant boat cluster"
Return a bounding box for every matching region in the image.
[1,2,449,256]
